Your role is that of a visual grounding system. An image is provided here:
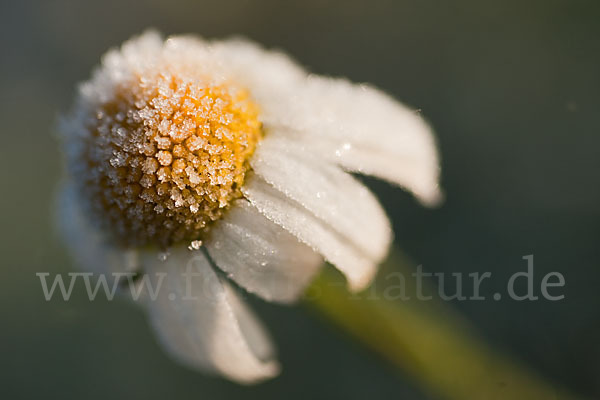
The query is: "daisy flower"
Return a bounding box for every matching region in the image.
[57,31,441,383]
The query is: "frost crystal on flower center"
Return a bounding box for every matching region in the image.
[74,72,262,247]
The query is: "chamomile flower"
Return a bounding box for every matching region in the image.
[57,31,441,383]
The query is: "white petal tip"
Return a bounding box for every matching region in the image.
[345,267,378,293]
[417,186,445,208]
[142,247,281,384]
[227,362,281,385]
[160,345,280,384]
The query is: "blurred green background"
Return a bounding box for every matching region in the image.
[1,0,599,399]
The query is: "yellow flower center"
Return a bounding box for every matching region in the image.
[79,72,262,247]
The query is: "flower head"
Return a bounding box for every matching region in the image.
[58,31,441,383]
[65,39,263,247]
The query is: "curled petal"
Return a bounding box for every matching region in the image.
[242,176,378,291]
[266,77,442,206]
[251,136,392,262]
[141,247,280,384]
[206,200,323,303]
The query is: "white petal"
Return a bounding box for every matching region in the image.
[77,31,307,116]
[252,136,392,262]
[266,76,442,206]
[242,176,378,291]
[205,200,323,303]
[141,247,279,384]
[55,182,138,277]
[209,38,306,115]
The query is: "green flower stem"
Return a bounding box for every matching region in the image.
[304,249,581,400]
